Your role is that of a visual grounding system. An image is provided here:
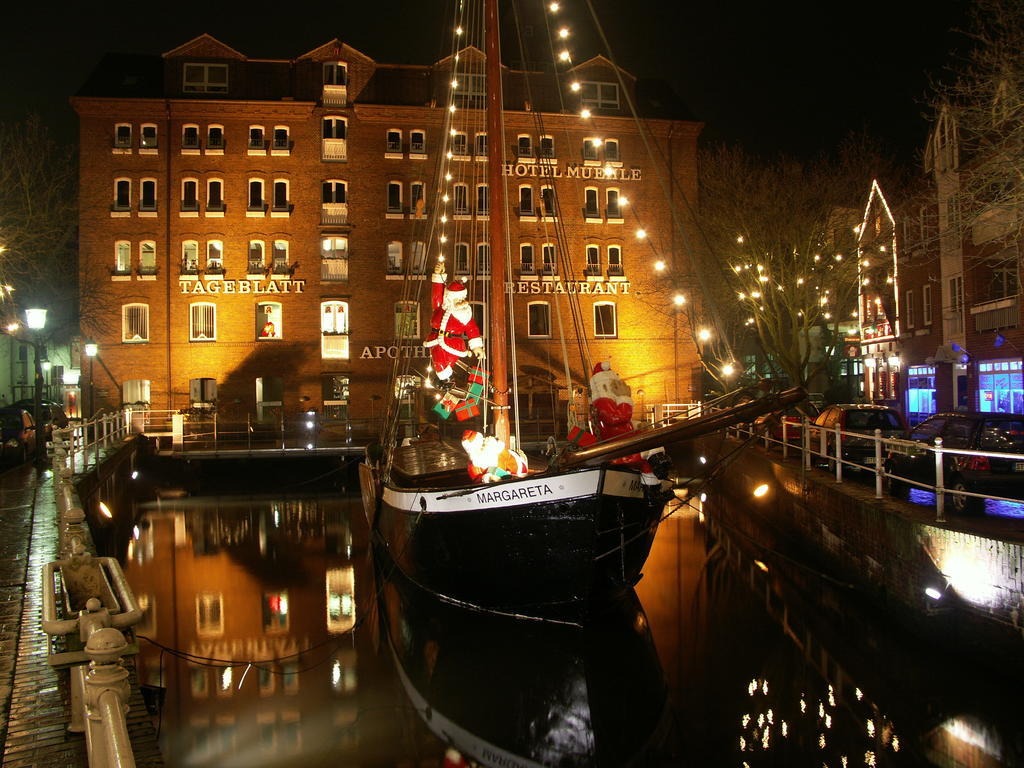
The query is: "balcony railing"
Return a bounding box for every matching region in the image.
[321,333,350,359]
[322,84,348,106]
[322,138,348,161]
[321,257,349,282]
[321,202,349,225]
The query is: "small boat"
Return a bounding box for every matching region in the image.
[376,560,677,767]
[359,0,807,622]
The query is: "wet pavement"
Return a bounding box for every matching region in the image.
[0,458,162,767]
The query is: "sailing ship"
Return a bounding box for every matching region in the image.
[359,0,806,622]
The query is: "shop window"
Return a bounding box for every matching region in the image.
[257,302,282,339]
[978,359,1024,413]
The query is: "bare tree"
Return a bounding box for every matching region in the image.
[0,115,79,337]
[930,0,1024,241]
[689,138,902,392]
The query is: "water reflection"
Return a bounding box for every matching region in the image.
[643,495,1023,767]
[119,487,1023,767]
[378,564,676,766]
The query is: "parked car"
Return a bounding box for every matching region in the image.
[809,404,908,471]
[11,399,68,439]
[753,402,821,445]
[885,412,1024,515]
[0,408,37,465]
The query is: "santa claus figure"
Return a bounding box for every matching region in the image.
[423,264,485,383]
[461,430,528,483]
[589,361,670,486]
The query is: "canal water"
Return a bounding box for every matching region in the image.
[107,461,1023,767]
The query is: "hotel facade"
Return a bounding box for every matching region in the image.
[74,35,702,434]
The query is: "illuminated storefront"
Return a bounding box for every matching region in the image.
[977,359,1023,414]
[906,365,936,425]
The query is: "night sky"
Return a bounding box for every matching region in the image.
[1,0,967,165]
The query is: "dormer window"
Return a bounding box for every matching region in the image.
[183,63,228,94]
[323,62,347,86]
[580,81,619,110]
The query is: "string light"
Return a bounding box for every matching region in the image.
[558,50,571,62]
[549,1,559,10]
[635,228,647,239]
[570,81,580,92]
[580,108,591,118]
[558,27,570,38]
[654,260,665,271]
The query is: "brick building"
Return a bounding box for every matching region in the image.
[73,34,701,433]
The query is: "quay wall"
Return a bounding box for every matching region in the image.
[682,437,1024,666]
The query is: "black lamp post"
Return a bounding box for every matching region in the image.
[24,308,47,465]
[84,342,98,419]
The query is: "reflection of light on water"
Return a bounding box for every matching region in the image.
[937,546,999,607]
[935,716,1004,761]
[907,488,1024,518]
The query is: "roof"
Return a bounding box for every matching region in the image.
[75,53,164,99]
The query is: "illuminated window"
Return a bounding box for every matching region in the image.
[256,302,282,340]
[262,591,289,633]
[190,302,216,341]
[114,241,131,275]
[322,376,349,421]
[206,240,223,271]
[122,304,149,343]
[386,241,402,274]
[321,237,349,282]
[139,241,156,275]
[326,568,356,634]
[196,592,224,636]
[321,301,349,359]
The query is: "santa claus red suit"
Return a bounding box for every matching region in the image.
[589,361,668,486]
[423,266,484,382]
[461,430,528,483]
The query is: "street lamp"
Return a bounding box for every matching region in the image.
[85,342,98,419]
[25,307,47,465]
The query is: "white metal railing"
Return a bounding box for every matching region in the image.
[731,415,1024,522]
[45,429,142,767]
[322,138,347,161]
[321,202,349,225]
[51,409,135,475]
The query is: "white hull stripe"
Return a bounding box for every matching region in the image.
[392,646,547,768]
[383,468,646,513]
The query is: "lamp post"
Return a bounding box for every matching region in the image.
[25,308,47,465]
[84,342,98,420]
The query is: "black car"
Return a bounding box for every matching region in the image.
[885,412,1024,514]
[11,399,68,439]
[0,408,37,464]
[809,404,907,471]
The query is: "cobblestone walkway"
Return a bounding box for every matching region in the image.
[0,461,163,767]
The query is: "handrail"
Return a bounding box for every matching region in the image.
[731,412,1024,521]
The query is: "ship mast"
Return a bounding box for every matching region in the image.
[485,0,510,444]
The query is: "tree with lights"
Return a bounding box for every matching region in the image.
[691,140,902,395]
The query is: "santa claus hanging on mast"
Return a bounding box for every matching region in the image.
[423,263,485,385]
